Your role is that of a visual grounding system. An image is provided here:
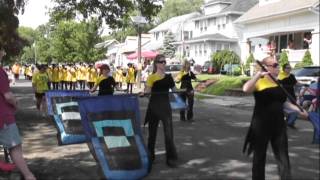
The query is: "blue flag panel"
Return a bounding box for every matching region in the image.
[77,95,150,180]
[45,90,90,145]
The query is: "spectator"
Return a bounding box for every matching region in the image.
[278,63,299,128]
[0,45,36,180]
[303,33,312,49]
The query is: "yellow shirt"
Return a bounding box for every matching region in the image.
[32,72,49,93]
[278,70,290,81]
[126,67,135,83]
[115,69,124,82]
[52,67,60,82]
[255,77,278,92]
[87,68,97,82]
[146,73,164,88]
[46,68,52,81]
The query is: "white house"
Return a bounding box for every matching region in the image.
[115,34,152,67]
[235,0,319,66]
[94,39,119,64]
[173,0,258,65]
[146,12,201,52]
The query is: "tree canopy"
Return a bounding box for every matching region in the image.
[50,0,162,28]
[157,0,203,23]
[1,0,163,62]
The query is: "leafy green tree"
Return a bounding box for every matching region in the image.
[160,31,176,58]
[294,50,313,69]
[279,50,289,69]
[50,19,105,63]
[158,0,204,23]
[50,0,162,28]
[211,50,240,73]
[0,1,26,62]
[1,0,161,61]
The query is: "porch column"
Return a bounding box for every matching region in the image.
[239,37,251,64]
[311,29,319,65]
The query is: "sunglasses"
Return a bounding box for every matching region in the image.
[266,63,279,68]
[156,60,166,64]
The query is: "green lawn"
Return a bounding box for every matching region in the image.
[201,75,250,95]
[176,73,250,96]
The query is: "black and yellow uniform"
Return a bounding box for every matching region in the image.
[95,75,116,96]
[145,73,178,167]
[278,71,297,101]
[243,77,291,180]
[176,70,196,121]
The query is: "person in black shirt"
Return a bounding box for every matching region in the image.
[243,57,308,180]
[90,64,116,96]
[142,54,179,168]
[176,60,197,122]
[278,63,298,128]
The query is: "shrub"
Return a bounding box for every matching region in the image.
[211,50,240,72]
[279,50,289,68]
[294,50,313,69]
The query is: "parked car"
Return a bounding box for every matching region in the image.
[292,66,320,85]
[202,61,215,74]
[220,64,241,75]
[165,64,182,78]
[146,64,183,78]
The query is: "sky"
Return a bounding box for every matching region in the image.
[17,0,112,35]
[18,0,54,29]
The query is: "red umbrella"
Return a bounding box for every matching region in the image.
[127,50,158,60]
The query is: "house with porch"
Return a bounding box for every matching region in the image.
[173,0,258,65]
[235,0,319,66]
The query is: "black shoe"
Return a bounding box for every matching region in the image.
[166,159,178,168]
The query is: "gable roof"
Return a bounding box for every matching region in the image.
[235,0,319,24]
[223,0,258,12]
[149,12,200,33]
[192,0,258,21]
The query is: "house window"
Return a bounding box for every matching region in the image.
[223,24,226,29]
[226,16,229,24]
[155,32,159,40]
[190,31,193,39]
[195,21,199,29]
[204,20,208,31]
[218,25,220,30]
[199,44,202,56]
[217,43,222,51]
[204,43,207,56]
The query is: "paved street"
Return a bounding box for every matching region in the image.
[1,79,319,180]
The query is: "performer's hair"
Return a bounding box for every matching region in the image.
[282,63,290,71]
[182,60,190,72]
[254,56,275,73]
[152,54,166,74]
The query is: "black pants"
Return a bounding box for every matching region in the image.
[52,82,59,90]
[252,126,291,180]
[127,83,133,94]
[78,80,86,90]
[180,91,194,121]
[146,105,177,162]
